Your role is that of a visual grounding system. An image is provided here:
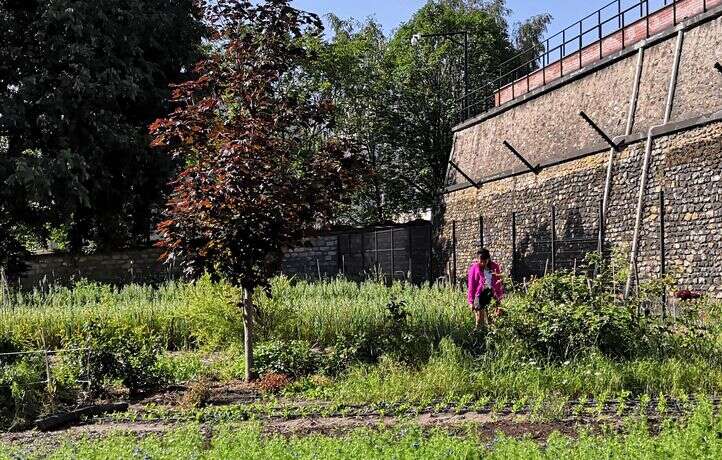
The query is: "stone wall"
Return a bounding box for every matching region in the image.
[442,121,722,297]
[19,248,179,288]
[443,6,722,296]
[450,8,722,184]
[281,235,339,279]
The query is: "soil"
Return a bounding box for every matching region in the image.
[0,381,675,450]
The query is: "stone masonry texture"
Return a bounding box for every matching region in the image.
[444,8,722,297]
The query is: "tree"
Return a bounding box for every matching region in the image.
[0,0,207,253]
[305,1,550,225]
[305,17,407,225]
[149,0,363,381]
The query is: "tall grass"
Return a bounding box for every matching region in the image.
[257,276,471,347]
[0,277,243,350]
[0,276,471,352]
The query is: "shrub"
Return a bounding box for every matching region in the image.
[491,272,640,361]
[257,373,291,394]
[78,322,166,396]
[254,340,319,378]
[0,356,45,430]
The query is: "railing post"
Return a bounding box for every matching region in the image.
[660,190,667,318]
[673,0,677,26]
[598,10,603,59]
[579,21,583,69]
[451,220,458,288]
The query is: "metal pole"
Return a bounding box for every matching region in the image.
[479,215,484,249]
[464,31,469,119]
[551,206,556,272]
[598,200,604,258]
[660,190,667,318]
[511,212,517,282]
[451,220,458,288]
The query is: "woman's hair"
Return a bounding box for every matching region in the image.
[476,248,491,261]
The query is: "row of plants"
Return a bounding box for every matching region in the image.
[5,400,722,459]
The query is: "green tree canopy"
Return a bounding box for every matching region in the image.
[309,0,550,225]
[0,0,207,256]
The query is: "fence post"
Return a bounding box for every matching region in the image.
[374,229,379,272]
[427,223,433,282]
[407,227,413,281]
[551,205,556,272]
[660,190,667,318]
[452,220,458,288]
[478,215,484,249]
[390,227,395,279]
[336,235,342,276]
[598,200,604,258]
[511,212,517,282]
[360,231,365,274]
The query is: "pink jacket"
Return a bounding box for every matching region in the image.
[467,261,504,304]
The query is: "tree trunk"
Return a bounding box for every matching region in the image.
[242,287,255,382]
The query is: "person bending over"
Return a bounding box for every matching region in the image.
[467,248,504,329]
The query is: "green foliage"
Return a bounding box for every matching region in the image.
[494,272,640,360]
[254,340,320,379]
[9,402,722,458]
[78,322,165,396]
[0,0,207,251]
[0,356,45,430]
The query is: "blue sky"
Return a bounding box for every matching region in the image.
[290,1,619,38]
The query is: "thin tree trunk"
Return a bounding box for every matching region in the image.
[242,287,255,382]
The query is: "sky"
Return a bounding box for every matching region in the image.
[290,1,621,39]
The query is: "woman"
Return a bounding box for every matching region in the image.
[467,248,504,330]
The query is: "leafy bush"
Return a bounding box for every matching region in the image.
[78,322,166,396]
[0,356,45,430]
[254,340,319,378]
[492,272,641,361]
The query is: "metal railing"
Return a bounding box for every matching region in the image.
[457,0,713,123]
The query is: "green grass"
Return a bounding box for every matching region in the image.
[297,339,722,407]
[5,402,722,459]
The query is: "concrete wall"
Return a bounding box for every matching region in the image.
[444,7,722,296]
